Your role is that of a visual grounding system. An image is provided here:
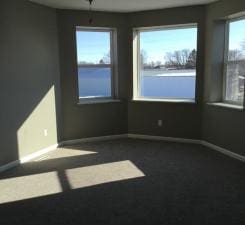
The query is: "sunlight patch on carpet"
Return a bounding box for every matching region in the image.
[66,160,145,189]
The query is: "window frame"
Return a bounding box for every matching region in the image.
[133,23,198,103]
[223,16,245,106]
[75,26,118,103]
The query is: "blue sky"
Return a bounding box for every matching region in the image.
[229,19,245,51]
[140,27,197,63]
[76,31,110,63]
[76,20,245,64]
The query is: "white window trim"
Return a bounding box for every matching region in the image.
[132,23,198,103]
[75,27,118,104]
[222,16,245,106]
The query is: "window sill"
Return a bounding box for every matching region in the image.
[207,102,244,111]
[132,98,196,104]
[78,98,121,105]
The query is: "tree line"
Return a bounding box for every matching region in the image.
[78,39,245,66]
[78,52,111,65]
[141,49,197,69]
[165,49,196,69]
[140,39,245,69]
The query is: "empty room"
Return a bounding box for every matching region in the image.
[0,0,245,224]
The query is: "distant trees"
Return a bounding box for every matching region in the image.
[78,61,89,64]
[186,49,197,68]
[141,49,164,69]
[165,49,196,69]
[228,49,243,61]
[101,52,111,64]
[228,39,245,61]
[99,52,111,64]
[78,52,111,65]
[139,48,197,69]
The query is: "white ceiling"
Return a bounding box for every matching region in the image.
[29,0,219,12]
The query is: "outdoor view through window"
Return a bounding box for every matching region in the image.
[76,29,112,99]
[224,18,245,104]
[138,25,197,99]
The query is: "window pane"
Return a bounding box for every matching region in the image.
[225,19,245,103]
[139,26,197,99]
[228,19,245,61]
[225,61,245,102]
[76,30,112,98]
[78,67,111,98]
[76,31,111,64]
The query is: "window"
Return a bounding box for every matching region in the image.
[75,27,117,101]
[223,18,245,105]
[133,24,198,101]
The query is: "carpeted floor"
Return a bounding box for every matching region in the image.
[0,138,245,225]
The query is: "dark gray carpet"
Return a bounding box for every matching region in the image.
[0,138,245,225]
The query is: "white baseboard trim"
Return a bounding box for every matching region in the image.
[0,143,58,173]
[201,141,245,162]
[59,134,128,146]
[0,160,20,174]
[20,144,59,164]
[1,134,244,174]
[127,134,245,162]
[127,133,201,145]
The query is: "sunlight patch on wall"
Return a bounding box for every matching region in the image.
[17,86,58,158]
[66,160,145,189]
[0,171,62,204]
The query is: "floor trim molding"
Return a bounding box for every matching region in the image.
[20,144,59,164]
[0,160,19,174]
[127,134,245,162]
[1,134,244,173]
[127,133,201,145]
[59,134,128,146]
[201,141,245,162]
[0,144,58,173]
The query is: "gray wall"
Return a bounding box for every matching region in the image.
[128,6,206,139]
[57,6,206,141]
[1,0,244,168]
[57,10,129,140]
[202,0,245,155]
[0,0,61,166]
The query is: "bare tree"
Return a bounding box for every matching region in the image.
[150,61,155,68]
[165,49,191,69]
[186,49,197,69]
[228,49,243,61]
[181,49,190,66]
[240,39,245,59]
[156,61,162,66]
[99,52,110,64]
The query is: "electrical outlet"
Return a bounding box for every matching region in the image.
[44,129,48,137]
[157,120,162,127]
